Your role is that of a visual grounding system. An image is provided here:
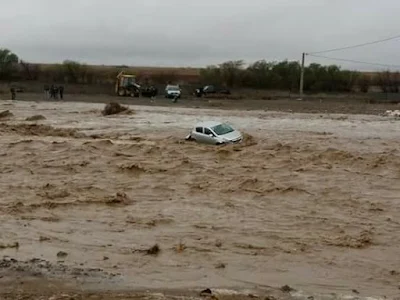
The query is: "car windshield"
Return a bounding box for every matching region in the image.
[126,77,136,84]
[212,123,234,136]
[167,86,179,91]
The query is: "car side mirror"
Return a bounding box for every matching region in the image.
[209,134,214,137]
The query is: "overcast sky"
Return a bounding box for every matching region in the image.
[1,0,399,70]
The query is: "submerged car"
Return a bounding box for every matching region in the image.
[165,84,181,99]
[185,121,242,145]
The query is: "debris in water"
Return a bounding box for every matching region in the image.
[0,242,19,249]
[280,285,295,293]
[248,294,259,299]
[56,251,68,258]
[146,244,160,256]
[102,102,132,116]
[325,230,373,249]
[25,115,46,121]
[175,241,186,253]
[39,236,51,242]
[200,288,212,297]
[215,263,226,269]
[241,133,258,147]
[106,192,131,205]
[383,110,400,117]
[146,220,157,227]
[119,163,146,174]
[0,110,13,119]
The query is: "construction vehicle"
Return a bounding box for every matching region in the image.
[115,71,141,97]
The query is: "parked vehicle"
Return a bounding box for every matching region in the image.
[165,84,181,99]
[141,85,158,98]
[194,85,231,97]
[185,121,242,145]
[115,71,140,97]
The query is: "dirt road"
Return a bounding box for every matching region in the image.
[9,92,400,115]
[0,99,399,300]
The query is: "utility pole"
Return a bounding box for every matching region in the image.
[299,52,305,99]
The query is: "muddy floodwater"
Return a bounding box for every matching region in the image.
[0,100,400,300]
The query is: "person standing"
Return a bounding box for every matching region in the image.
[54,86,59,99]
[10,87,16,100]
[59,85,64,100]
[44,84,50,99]
[50,84,57,99]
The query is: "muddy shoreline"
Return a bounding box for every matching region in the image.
[3,92,400,115]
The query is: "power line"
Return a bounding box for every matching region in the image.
[308,34,400,55]
[299,34,400,98]
[307,54,400,69]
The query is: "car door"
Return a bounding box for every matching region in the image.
[205,85,216,94]
[192,127,205,142]
[203,127,217,144]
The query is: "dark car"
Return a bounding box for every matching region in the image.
[194,85,231,97]
[141,85,158,98]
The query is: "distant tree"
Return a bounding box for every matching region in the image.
[0,52,370,94]
[62,60,88,83]
[20,60,40,81]
[391,72,400,93]
[358,74,371,93]
[376,70,399,93]
[199,59,359,93]
[0,48,19,80]
[271,60,300,91]
[335,69,358,92]
[150,71,178,84]
[219,60,245,87]
[199,60,244,87]
[199,65,222,85]
[245,60,275,89]
[303,63,322,91]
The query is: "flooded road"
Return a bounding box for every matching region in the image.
[0,100,399,299]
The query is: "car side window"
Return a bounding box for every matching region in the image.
[204,128,213,135]
[196,127,203,133]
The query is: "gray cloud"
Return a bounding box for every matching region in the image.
[1,0,399,70]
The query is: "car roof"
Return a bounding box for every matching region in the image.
[195,121,223,128]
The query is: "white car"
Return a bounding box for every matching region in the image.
[165,85,181,99]
[185,121,243,145]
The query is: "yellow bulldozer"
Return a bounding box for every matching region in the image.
[115,71,141,97]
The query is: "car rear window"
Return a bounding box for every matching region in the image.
[196,127,203,133]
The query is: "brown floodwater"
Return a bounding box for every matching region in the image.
[0,100,399,299]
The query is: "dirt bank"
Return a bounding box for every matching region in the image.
[3,92,400,115]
